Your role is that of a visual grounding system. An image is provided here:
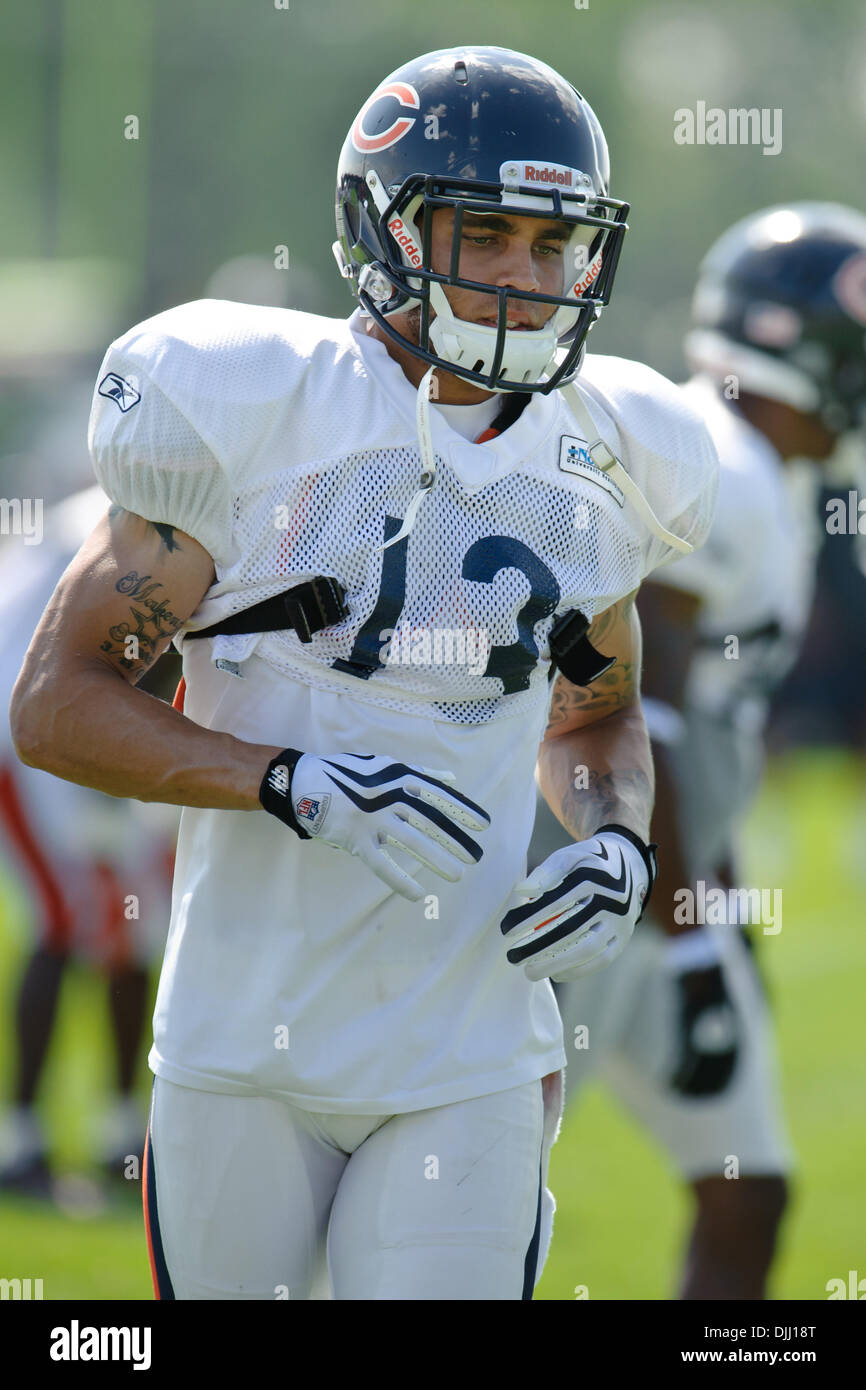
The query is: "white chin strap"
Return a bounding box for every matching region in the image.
[379,364,439,552]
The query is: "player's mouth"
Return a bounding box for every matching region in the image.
[476,316,538,331]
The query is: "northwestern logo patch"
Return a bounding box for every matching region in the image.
[98,373,141,413]
[294,793,331,834]
[558,436,625,507]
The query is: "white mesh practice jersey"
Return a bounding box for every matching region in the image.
[87,300,718,1113]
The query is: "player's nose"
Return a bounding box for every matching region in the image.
[493,236,541,294]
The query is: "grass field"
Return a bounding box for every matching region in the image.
[1,747,864,1301]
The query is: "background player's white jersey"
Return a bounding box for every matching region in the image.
[87,300,718,1112]
[644,375,820,870]
[0,487,175,963]
[659,377,819,727]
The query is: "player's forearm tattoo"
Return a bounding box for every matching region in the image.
[546,593,638,730]
[558,766,653,843]
[546,658,636,729]
[108,503,182,553]
[99,570,183,671]
[581,591,635,648]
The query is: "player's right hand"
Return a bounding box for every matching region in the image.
[259,750,490,902]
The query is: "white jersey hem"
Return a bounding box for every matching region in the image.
[147,1047,567,1116]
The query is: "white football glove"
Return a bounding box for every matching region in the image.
[501,825,657,983]
[260,749,490,902]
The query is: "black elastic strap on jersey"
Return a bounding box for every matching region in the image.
[595,822,659,921]
[259,748,311,840]
[186,576,348,644]
[548,609,616,687]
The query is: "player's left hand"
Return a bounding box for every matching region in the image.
[500,825,657,983]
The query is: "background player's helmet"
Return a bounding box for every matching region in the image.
[686,203,866,434]
[333,46,629,394]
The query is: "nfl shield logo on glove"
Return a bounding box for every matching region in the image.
[294,793,331,834]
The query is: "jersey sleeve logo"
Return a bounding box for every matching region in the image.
[98,372,141,413]
[350,82,420,154]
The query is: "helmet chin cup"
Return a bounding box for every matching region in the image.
[426,281,559,387]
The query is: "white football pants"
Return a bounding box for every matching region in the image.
[144,1071,562,1300]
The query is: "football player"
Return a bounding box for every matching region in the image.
[531,202,866,1298]
[10,46,717,1299]
[0,486,176,1196]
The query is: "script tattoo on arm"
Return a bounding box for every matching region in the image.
[99,570,184,675]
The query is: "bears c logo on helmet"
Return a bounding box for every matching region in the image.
[832,252,866,326]
[350,82,421,154]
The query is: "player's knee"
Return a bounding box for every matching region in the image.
[692,1173,789,1246]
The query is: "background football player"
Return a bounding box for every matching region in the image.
[11,46,716,1299]
[0,486,177,1197]
[530,201,866,1298]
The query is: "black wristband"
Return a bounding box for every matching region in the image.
[259,748,311,840]
[594,823,658,920]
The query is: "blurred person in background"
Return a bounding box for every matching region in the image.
[531,202,866,1299]
[0,485,178,1197]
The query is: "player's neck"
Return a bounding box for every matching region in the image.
[364,318,496,404]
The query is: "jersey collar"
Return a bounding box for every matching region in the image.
[347,309,562,494]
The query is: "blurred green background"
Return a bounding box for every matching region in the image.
[1,0,865,1299]
[4,0,866,502]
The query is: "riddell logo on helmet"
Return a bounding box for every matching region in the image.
[387,215,423,269]
[572,250,603,295]
[524,164,574,187]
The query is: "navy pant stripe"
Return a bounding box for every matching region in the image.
[145,1126,175,1301]
[522,1161,544,1300]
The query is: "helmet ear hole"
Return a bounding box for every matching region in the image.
[343,196,360,248]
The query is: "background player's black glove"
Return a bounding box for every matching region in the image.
[667,928,740,1097]
[259,749,490,902]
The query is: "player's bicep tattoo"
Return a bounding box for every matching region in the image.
[108,503,183,553]
[97,570,184,679]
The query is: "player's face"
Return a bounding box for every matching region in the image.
[428,207,567,329]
